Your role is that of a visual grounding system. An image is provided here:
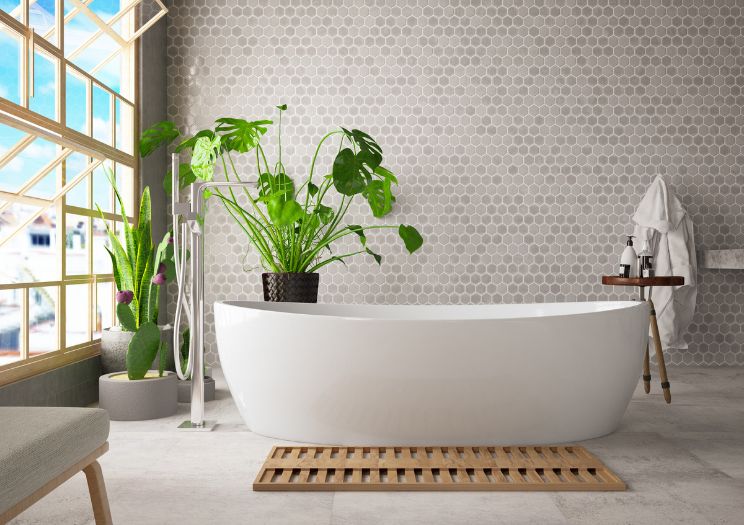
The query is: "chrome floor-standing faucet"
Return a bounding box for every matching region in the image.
[171,152,253,431]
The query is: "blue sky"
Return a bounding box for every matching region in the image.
[0,0,122,208]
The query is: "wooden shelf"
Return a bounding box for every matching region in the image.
[601,276,684,287]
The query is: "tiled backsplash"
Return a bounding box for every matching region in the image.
[165,0,744,366]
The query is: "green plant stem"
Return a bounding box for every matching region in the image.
[300,224,400,269]
[307,250,366,273]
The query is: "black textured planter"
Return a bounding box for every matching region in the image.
[262,273,319,303]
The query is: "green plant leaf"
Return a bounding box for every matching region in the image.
[139,121,179,157]
[104,245,122,291]
[341,128,383,172]
[276,104,287,111]
[163,163,196,195]
[348,224,366,246]
[314,204,334,224]
[134,187,153,305]
[373,165,398,185]
[363,179,392,218]
[332,148,367,195]
[399,224,423,254]
[158,340,165,377]
[179,328,190,376]
[126,321,161,380]
[366,247,382,265]
[307,182,319,197]
[116,302,137,331]
[267,196,303,226]
[191,135,221,180]
[215,118,272,153]
[175,129,216,153]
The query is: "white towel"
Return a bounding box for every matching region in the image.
[632,175,697,350]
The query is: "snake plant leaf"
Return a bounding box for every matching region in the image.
[267,195,303,226]
[101,219,134,292]
[332,148,367,195]
[191,135,221,181]
[104,168,138,264]
[104,245,122,292]
[157,340,166,377]
[116,302,137,332]
[175,129,216,153]
[139,121,180,157]
[348,224,366,246]
[215,118,272,153]
[134,188,153,296]
[126,321,161,380]
[163,163,196,195]
[398,224,424,254]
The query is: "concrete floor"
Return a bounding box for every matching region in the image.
[10,367,744,525]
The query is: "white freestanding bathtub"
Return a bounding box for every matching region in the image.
[214,301,648,445]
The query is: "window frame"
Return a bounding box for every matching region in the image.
[0,0,147,386]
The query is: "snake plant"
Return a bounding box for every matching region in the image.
[98,171,174,380]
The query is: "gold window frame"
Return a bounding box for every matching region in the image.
[0,0,165,386]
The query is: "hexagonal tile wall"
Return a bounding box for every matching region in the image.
[164,0,744,368]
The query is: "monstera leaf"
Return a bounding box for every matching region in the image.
[215,118,272,153]
[191,135,221,181]
[139,121,179,157]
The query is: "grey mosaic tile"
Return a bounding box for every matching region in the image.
[163,0,744,367]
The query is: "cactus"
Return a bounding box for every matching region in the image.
[98,170,174,380]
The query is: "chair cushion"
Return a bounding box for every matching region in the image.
[0,407,109,514]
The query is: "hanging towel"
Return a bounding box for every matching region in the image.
[632,175,697,350]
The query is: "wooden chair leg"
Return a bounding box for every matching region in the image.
[648,299,671,404]
[83,460,113,525]
[643,341,651,394]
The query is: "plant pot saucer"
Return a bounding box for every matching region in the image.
[99,371,177,421]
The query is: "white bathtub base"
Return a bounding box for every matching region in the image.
[215,301,648,446]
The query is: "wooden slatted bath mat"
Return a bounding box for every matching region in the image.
[253,445,625,492]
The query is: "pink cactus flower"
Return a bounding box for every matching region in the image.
[116,290,133,304]
[157,262,167,274]
[152,273,167,285]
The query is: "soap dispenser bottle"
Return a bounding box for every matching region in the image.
[638,240,654,278]
[619,235,637,278]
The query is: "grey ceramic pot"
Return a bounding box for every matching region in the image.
[99,371,178,420]
[100,325,175,374]
[177,376,216,403]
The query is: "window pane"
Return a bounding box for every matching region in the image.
[0,24,21,105]
[30,0,57,46]
[65,213,89,275]
[0,137,57,193]
[92,164,112,212]
[92,217,111,274]
[115,97,133,153]
[29,49,59,122]
[65,283,89,345]
[0,289,21,366]
[29,285,57,354]
[115,163,133,215]
[94,280,112,338]
[65,68,88,134]
[0,202,60,284]
[64,153,90,207]
[92,84,111,145]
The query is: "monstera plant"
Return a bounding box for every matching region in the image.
[140,105,423,302]
[97,173,174,380]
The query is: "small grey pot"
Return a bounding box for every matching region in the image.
[100,325,175,374]
[177,376,216,403]
[99,371,178,421]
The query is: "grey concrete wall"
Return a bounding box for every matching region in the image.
[139,9,169,323]
[0,357,101,407]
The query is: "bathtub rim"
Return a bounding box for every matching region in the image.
[214,300,645,323]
